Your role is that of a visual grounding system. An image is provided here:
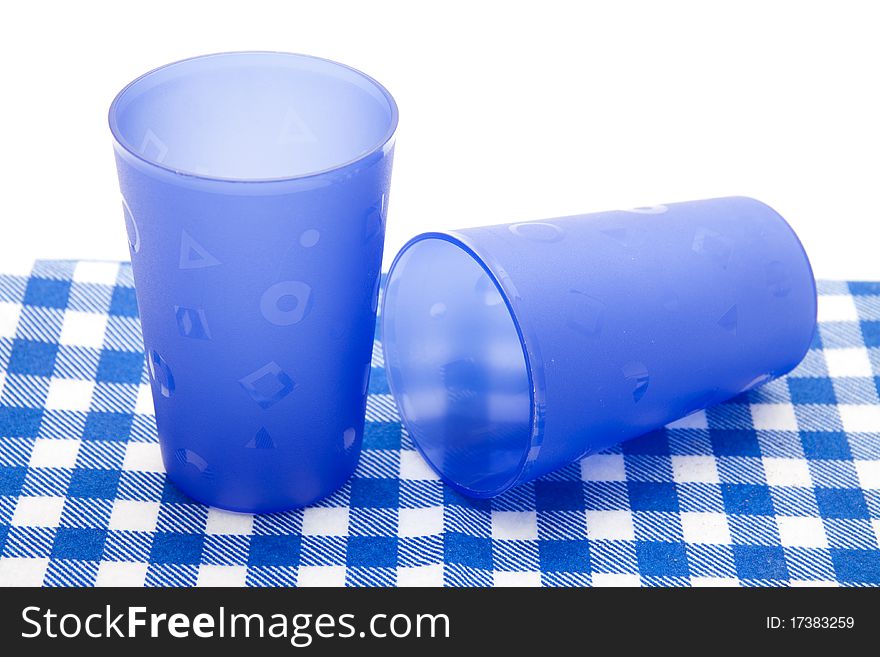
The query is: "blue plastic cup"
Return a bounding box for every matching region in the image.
[382,197,816,498]
[109,52,398,512]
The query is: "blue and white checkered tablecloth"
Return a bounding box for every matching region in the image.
[1,260,879,587]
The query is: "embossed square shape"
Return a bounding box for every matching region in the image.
[238,361,295,409]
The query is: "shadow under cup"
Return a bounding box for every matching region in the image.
[109,52,398,512]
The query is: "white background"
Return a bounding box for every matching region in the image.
[1,0,878,279]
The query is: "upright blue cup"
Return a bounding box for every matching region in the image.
[382,198,816,497]
[109,52,398,511]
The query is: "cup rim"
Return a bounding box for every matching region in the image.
[381,232,544,499]
[108,51,399,185]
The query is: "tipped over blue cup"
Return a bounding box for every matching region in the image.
[110,52,398,512]
[382,197,817,498]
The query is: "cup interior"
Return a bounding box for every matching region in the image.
[110,52,397,181]
[382,236,533,496]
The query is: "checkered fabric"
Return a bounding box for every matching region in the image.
[1,261,879,587]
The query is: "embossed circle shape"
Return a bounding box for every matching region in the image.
[507,222,565,242]
[260,280,313,326]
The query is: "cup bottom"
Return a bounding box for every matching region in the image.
[161,450,361,514]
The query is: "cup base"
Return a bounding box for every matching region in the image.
[162,458,360,514]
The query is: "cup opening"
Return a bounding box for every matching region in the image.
[382,235,534,497]
[109,52,398,182]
